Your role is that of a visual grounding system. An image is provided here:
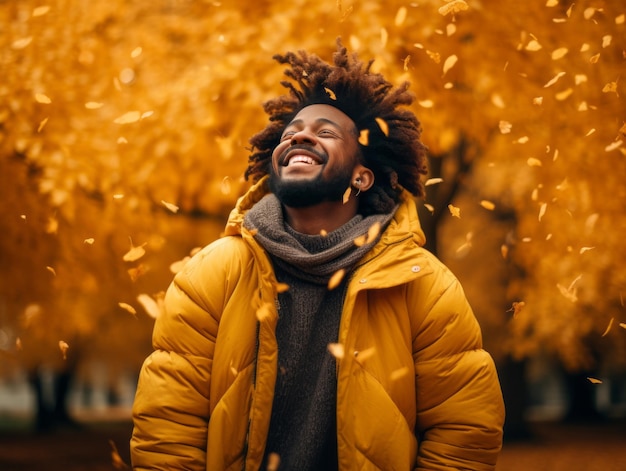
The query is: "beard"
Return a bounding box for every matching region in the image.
[269,163,353,208]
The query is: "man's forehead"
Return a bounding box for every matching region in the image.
[291,103,355,127]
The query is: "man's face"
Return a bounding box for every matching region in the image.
[269,104,361,208]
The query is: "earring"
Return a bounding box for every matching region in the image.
[354,178,362,197]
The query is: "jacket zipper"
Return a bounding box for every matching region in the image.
[242,316,262,471]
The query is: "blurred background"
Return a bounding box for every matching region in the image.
[1,0,625,469]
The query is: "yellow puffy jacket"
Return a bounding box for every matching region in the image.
[131,177,505,470]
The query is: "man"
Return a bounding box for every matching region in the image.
[131,39,505,470]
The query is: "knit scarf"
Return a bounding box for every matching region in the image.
[244,194,395,470]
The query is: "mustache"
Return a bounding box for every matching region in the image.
[278,144,327,166]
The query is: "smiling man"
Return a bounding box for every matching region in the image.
[130,39,505,471]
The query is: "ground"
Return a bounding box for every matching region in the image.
[0,417,625,470]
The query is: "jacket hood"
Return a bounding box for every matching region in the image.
[223,175,426,248]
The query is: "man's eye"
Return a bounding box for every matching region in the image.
[319,129,336,137]
[281,132,295,140]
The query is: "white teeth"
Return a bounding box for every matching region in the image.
[287,155,316,166]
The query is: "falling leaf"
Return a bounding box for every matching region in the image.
[11,37,33,49]
[128,264,149,281]
[480,200,496,211]
[353,234,367,246]
[579,247,595,254]
[170,256,190,274]
[161,200,179,213]
[602,81,618,95]
[324,87,337,100]
[35,93,51,104]
[123,239,146,262]
[342,187,352,204]
[113,111,141,124]
[438,0,469,17]
[500,244,509,259]
[328,269,346,290]
[448,204,461,218]
[418,99,434,108]
[32,6,51,17]
[499,121,512,134]
[358,129,369,145]
[442,54,458,76]
[545,0,559,6]
[327,342,345,359]
[589,53,600,64]
[256,303,272,322]
[527,157,542,167]
[266,452,281,471]
[538,203,547,221]
[375,117,389,136]
[46,266,56,276]
[525,39,542,51]
[587,377,603,384]
[620,323,626,330]
[84,238,95,245]
[109,440,129,469]
[118,302,137,316]
[425,177,444,186]
[551,47,568,60]
[85,102,104,109]
[605,140,623,152]
[424,204,435,214]
[320,229,328,236]
[601,318,614,337]
[507,301,526,318]
[37,117,49,132]
[544,72,566,88]
[395,6,407,26]
[403,55,411,71]
[59,340,69,360]
[275,282,289,293]
[137,293,162,319]
[366,222,381,244]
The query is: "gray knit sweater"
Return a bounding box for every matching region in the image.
[244,195,393,470]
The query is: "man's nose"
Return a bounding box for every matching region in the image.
[290,129,315,145]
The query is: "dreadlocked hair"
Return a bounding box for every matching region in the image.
[246,38,429,216]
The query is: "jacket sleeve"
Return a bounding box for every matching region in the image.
[130,246,222,470]
[412,259,505,471]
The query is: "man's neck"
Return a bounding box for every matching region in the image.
[282,200,358,235]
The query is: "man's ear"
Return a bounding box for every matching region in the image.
[352,164,374,192]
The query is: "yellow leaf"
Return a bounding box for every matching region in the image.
[425,177,443,186]
[85,102,104,109]
[58,340,69,360]
[507,301,525,318]
[375,117,389,136]
[499,121,512,134]
[438,0,469,17]
[403,55,411,72]
[11,37,32,49]
[84,238,95,245]
[113,111,141,124]
[480,200,496,211]
[123,243,146,262]
[395,6,407,26]
[32,6,51,16]
[109,440,129,469]
[527,157,542,167]
[424,203,435,214]
[118,302,137,316]
[538,203,547,221]
[46,266,56,276]
[551,47,568,60]
[137,293,162,319]
[170,256,190,274]
[589,53,600,64]
[358,129,369,146]
[442,55,458,76]
[35,93,51,104]
[353,234,367,247]
[587,377,603,384]
[525,39,542,52]
[601,318,614,337]
[342,187,352,204]
[448,204,461,218]
[161,200,179,213]
[275,282,290,293]
[256,303,273,322]
[602,81,618,94]
[544,72,566,88]
[324,87,337,100]
[327,342,345,359]
[579,246,595,254]
[37,117,49,132]
[328,269,346,290]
